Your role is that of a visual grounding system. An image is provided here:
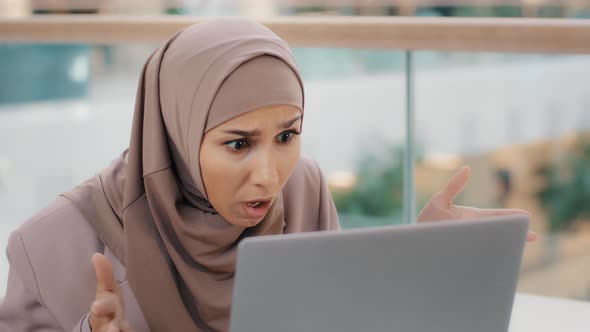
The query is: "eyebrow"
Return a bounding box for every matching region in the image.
[280,115,302,129]
[223,129,262,137]
[222,115,302,137]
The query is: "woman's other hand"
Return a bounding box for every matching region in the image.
[417,166,537,242]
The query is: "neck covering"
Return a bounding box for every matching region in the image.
[63,18,305,332]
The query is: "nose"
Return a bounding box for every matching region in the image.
[249,149,279,190]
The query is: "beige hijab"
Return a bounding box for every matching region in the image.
[63,18,339,332]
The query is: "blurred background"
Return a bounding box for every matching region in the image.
[1,0,590,304]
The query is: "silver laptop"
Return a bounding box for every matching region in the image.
[229,215,528,332]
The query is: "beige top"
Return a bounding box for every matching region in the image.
[0,156,340,332]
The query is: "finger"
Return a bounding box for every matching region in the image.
[438,166,471,205]
[120,320,134,332]
[455,207,537,242]
[106,322,120,332]
[458,207,529,218]
[473,209,538,242]
[527,231,538,242]
[93,253,117,293]
[91,294,120,317]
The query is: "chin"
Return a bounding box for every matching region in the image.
[230,216,264,228]
[242,219,264,228]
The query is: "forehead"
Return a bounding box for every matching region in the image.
[213,105,302,129]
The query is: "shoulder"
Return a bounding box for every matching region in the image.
[282,156,325,199]
[282,156,333,232]
[7,196,102,327]
[12,196,88,240]
[9,196,102,263]
[287,155,324,186]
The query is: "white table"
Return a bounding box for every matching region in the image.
[510,293,590,332]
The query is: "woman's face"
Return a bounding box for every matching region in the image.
[200,105,302,227]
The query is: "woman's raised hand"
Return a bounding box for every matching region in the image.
[89,253,134,332]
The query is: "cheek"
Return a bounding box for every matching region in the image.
[200,147,242,206]
[277,140,301,182]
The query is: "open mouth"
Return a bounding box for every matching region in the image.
[248,201,265,208]
[242,199,272,219]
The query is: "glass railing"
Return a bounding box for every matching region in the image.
[1,15,589,302]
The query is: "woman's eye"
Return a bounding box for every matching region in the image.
[227,139,249,151]
[277,131,296,144]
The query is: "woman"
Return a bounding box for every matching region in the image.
[0,18,535,332]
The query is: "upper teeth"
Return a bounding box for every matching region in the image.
[249,202,262,207]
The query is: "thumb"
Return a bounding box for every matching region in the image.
[438,165,471,205]
[92,253,117,293]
